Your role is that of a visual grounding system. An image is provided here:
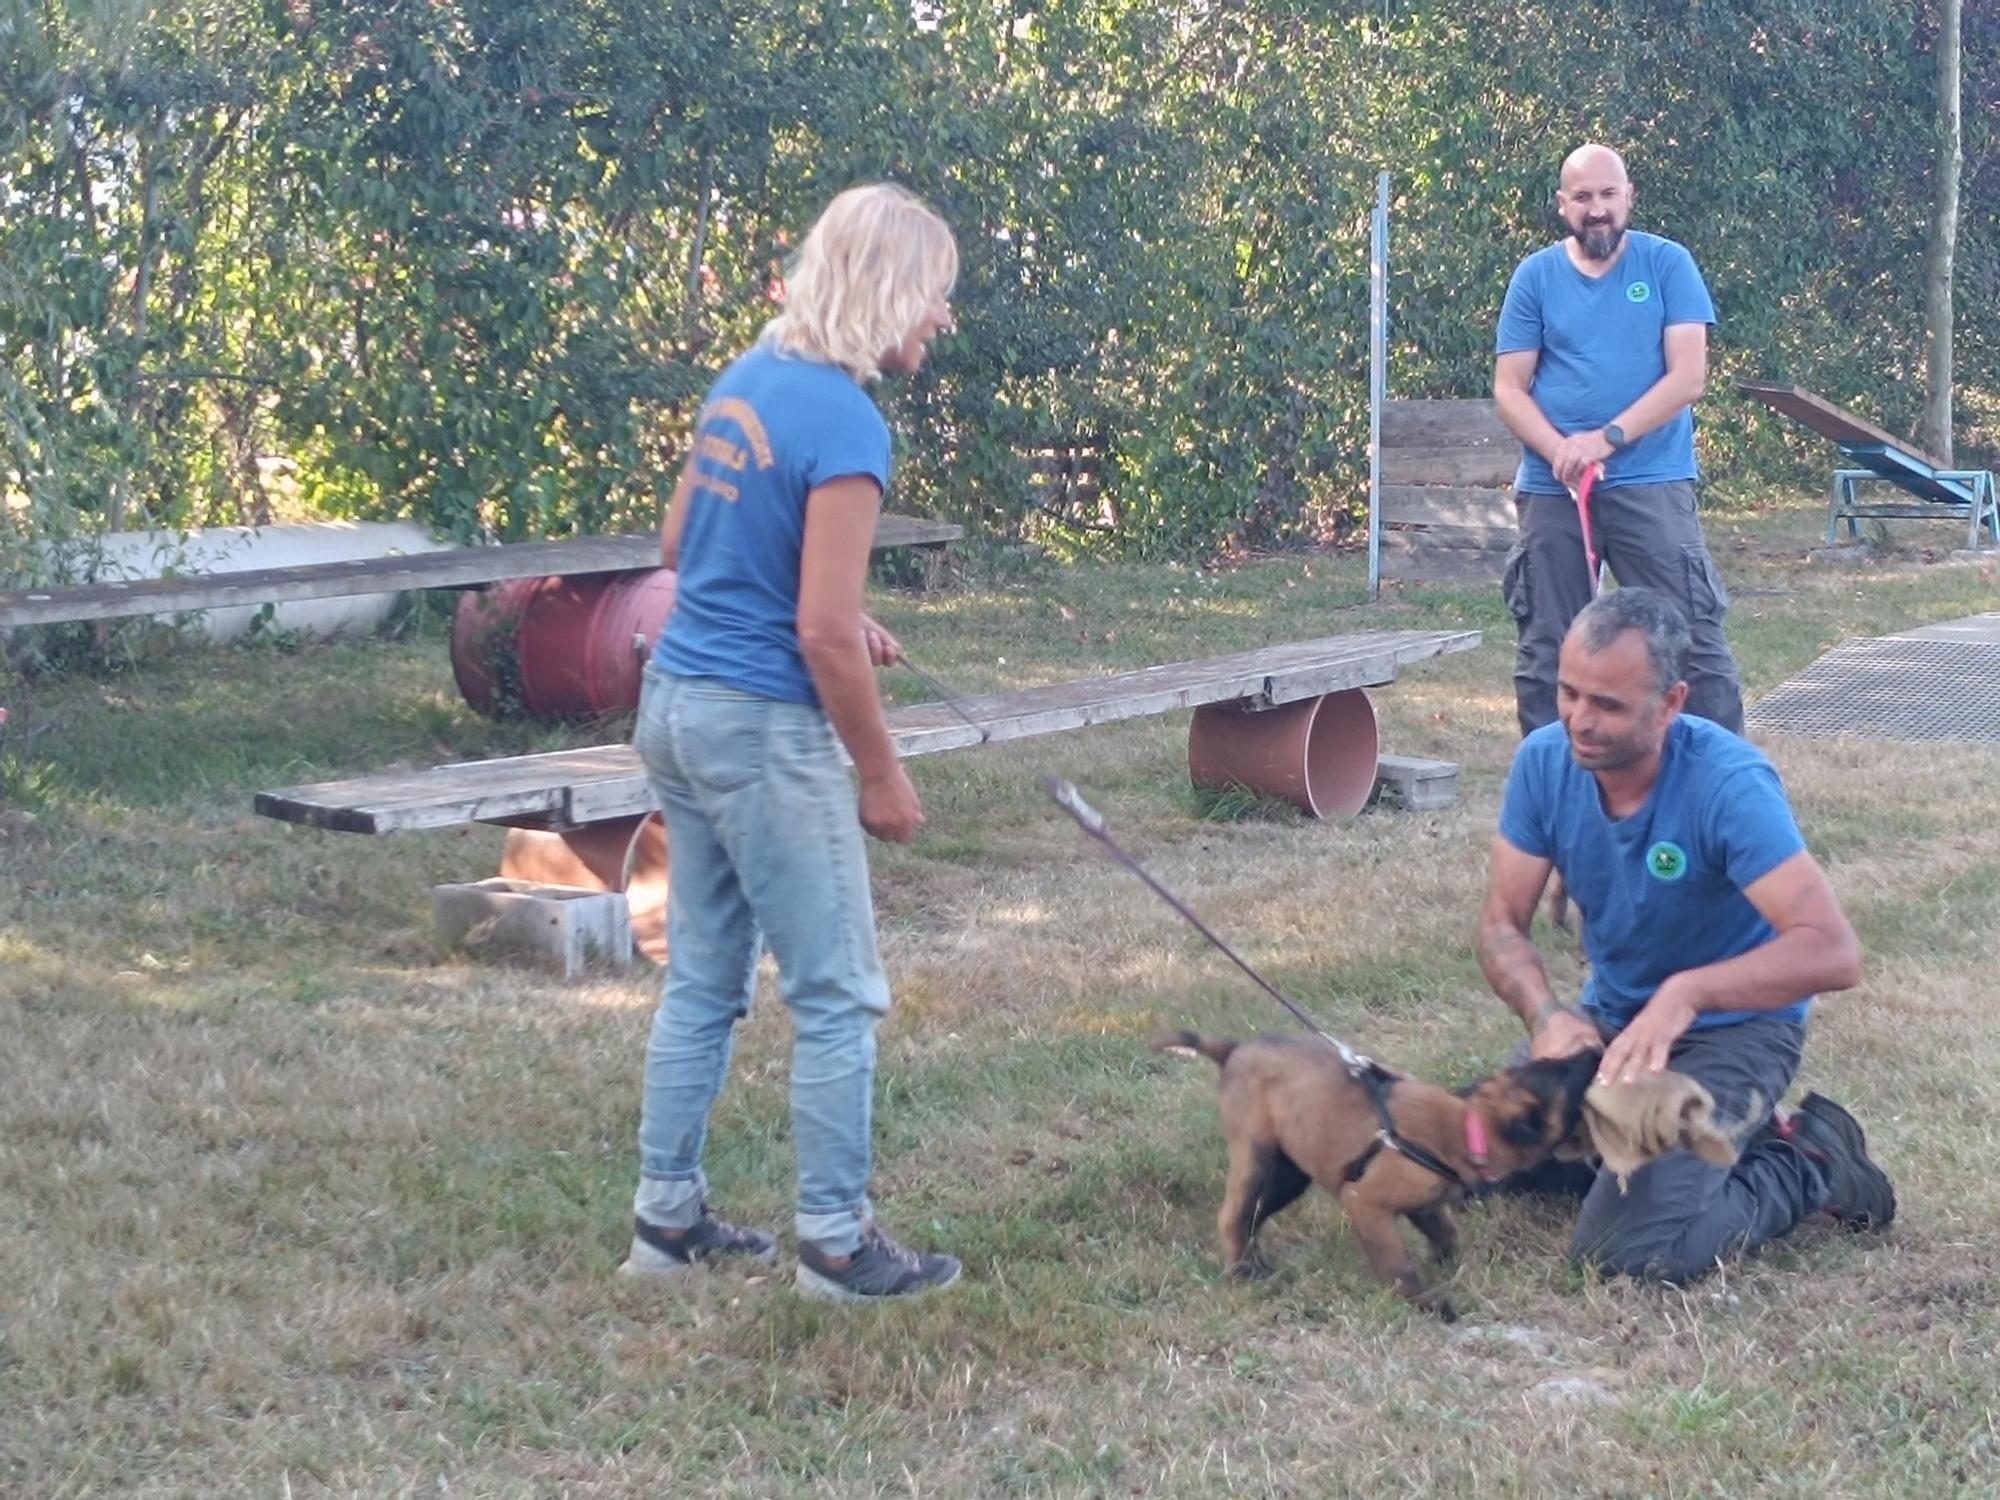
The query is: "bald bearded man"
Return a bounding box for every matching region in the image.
[1493,143,1745,738]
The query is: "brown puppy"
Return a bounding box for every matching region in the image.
[1160,1030,1600,1321]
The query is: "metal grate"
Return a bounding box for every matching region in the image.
[1748,635,2000,743]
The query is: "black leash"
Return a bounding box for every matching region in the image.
[1042,777,1467,1186]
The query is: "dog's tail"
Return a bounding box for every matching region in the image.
[1152,1029,1237,1067]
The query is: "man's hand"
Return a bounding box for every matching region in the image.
[1551,429,1615,488]
[1596,979,1700,1085]
[859,614,902,668]
[1531,1005,1603,1061]
[858,763,925,843]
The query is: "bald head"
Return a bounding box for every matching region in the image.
[1556,143,1634,264]
[1560,142,1629,190]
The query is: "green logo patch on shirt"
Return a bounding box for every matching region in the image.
[1646,840,1688,881]
[1626,280,1652,303]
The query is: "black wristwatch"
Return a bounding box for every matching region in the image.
[1603,423,1627,450]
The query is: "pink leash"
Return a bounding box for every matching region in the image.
[1569,462,1605,596]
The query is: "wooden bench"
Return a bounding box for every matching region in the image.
[1735,380,1998,551]
[0,514,962,630]
[1372,400,1518,584]
[256,629,1480,962]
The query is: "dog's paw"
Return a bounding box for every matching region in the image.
[1412,1290,1460,1323]
[1226,1254,1274,1282]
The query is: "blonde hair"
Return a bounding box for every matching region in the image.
[763,183,958,383]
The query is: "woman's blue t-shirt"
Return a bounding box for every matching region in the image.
[654,342,892,705]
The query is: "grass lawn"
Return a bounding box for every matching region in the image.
[3,493,1998,1497]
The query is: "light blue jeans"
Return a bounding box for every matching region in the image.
[631,667,891,1256]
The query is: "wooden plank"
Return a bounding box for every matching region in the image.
[1380,399,1512,449]
[1380,447,1520,487]
[870,514,961,549]
[1379,485,1516,531]
[255,742,651,832]
[0,513,963,629]
[255,629,1482,833]
[1378,532,1511,584]
[879,630,1485,755]
[1383,523,1515,552]
[1734,380,1947,471]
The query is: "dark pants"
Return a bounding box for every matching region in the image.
[1509,1015,1829,1283]
[1503,481,1745,736]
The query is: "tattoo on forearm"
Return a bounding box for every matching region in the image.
[1479,923,1555,1024]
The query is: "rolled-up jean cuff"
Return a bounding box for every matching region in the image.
[634,1171,707,1231]
[797,1197,872,1257]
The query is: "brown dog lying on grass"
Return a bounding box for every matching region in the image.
[1160,1030,1602,1321]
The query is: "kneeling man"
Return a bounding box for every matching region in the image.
[1476,587,1894,1280]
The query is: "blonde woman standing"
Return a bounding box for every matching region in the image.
[619,185,961,1300]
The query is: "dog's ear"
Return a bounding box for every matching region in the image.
[1556,1048,1602,1099]
[1511,1049,1602,1109]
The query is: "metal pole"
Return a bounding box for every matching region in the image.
[1367,170,1389,599]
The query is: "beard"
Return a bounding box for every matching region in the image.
[1563,715,1655,772]
[1574,218,1627,263]
[1567,731,1641,771]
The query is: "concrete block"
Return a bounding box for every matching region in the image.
[1371,754,1460,812]
[434,878,633,978]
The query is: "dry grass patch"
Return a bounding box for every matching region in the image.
[4,496,1999,1495]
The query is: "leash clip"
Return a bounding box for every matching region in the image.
[1043,777,1108,836]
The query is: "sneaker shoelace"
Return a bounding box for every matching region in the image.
[865,1227,922,1274]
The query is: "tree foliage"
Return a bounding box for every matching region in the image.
[2,0,1992,571]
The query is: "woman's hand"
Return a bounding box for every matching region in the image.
[860,614,902,668]
[858,764,925,843]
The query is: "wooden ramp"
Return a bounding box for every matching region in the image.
[257,629,1479,834]
[0,514,962,629]
[1735,381,1957,496]
[1735,380,1998,549]
[1375,400,1518,583]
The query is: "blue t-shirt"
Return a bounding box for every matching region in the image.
[1498,715,1810,1033]
[654,341,892,705]
[1496,231,1716,494]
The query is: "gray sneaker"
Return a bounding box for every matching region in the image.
[618,1210,778,1279]
[795,1226,963,1302]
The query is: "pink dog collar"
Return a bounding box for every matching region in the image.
[1464,1112,1494,1179]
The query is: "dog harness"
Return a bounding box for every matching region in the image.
[1341,1061,1496,1188]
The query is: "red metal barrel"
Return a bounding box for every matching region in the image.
[451,577,538,716]
[451,567,678,720]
